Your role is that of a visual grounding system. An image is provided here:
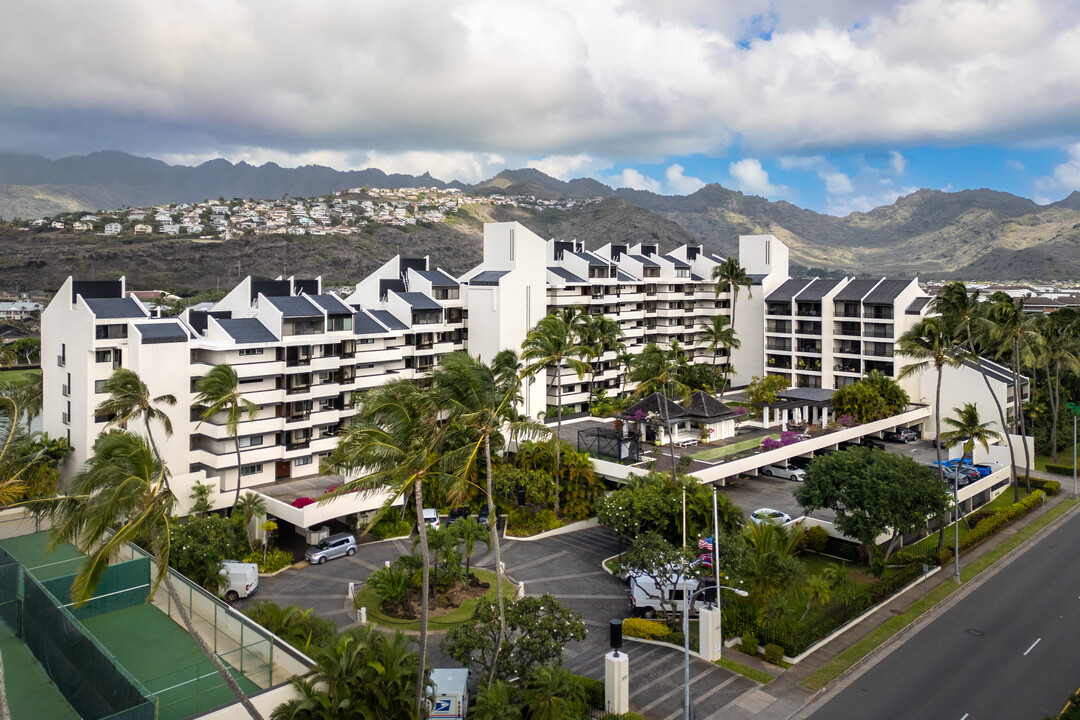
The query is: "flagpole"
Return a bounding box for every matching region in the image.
[711,486,720,608]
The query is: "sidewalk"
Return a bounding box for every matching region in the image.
[709,473,1077,720]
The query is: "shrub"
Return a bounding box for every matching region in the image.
[763,643,785,665]
[803,525,829,553]
[936,546,954,566]
[740,631,758,656]
[964,508,997,527]
[621,617,671,641]
[1023,477,1061,496]
[242,548,293,573]
[291,496,315,509]
[574,674,605,708]
[1043,463,1075,476]
[370,516,412,540]
[506,508,562,537]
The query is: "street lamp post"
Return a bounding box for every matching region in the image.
[1067,402,1080,501]
[683,580,748,720]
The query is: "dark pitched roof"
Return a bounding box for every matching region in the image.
[661,254,691,268]
[251,279,290,300]
[217,318,278,344]
[778,387,835,406]
[265,295,321,317]
[622,392,687,420]
[630,254,660,268]
[748,273,768,286]
[906,296,932,315]
[84,297,147,319]
[72,280,122,301]
[863,279,913,304]
[617,270,638,282]
[682,391,739,420]
[572,251,607,267]
[414,269,458,287]
[548,267,587,283]
[834,278,881,302]
[469,270,510,286]
[354,309,389,335]
[135,322,190,344]
[766,278,812,303]
[795,278,843,302]
[369,309,408,331]
[398,292,442,311]
[308,294,352,315]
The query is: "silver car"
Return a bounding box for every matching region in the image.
[305,532,357,564]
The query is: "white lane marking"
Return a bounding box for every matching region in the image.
[960,714,969,720]
[1024,638,1042,656]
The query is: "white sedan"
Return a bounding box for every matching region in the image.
[422,508,441,531]
[760,463,806,482]
[750,508,793,525]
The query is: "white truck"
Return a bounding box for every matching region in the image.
[629,572,703,617]
[219,560,259,603]
[428,668,469,720]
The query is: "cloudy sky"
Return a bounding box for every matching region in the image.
[4,0,1080,215]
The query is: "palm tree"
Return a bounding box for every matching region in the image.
[96,367,176,459]
[429,350,547,686]
[451,516,490,581]
[234,491,267,549]
[629,343,693,490]
[712,256,752,332]
[898,317,962,552]
[934,282,1021,500]
[521,310,592,517]
[699,314,741,399]
[1033,315,1080,463]
[44,431,263,719]
[321,379,447,716]
[579,313,625,407]
[520,666,587,720]
[941,403,1002,463]
[194,364,260,511]
[471,680,523,720]
[984,293,1042,497]
[0,373,42,434]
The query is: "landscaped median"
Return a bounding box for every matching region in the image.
[352,568,516,631]
[801,495,1079,692]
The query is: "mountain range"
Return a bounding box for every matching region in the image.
[3,150,1080,285]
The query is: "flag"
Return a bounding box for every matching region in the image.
[696,553,713,568]
[698,536,713,551]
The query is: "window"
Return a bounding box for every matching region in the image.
[238,348,264,356]
[238,435,264,448]
[239,464,263,477]
[294,456,313,467]
[95,350,112,363]
[239,377,262,385]
[95,324,128,340]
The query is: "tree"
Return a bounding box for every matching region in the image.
[520,666,588,720]
[471,681,522,720]
[322,379,448,714]
[193,365,260,511]
[712,256,752,331]
[898,317,963,550]
[629,342,694,491]
[579,313,625,406]
[96,367,176,459]
[0,395,65,506]
[0,372,42,434]
[941,403,1002,462]
[985,293,1042,497]
[441,593,586,682]
[739,520,805,615]
[43,431,264,719]
[521,310,593,517]
[745,374,790,409]
[412,525,454,604]
[700,314,741,399]
[830,371,909,424]
[796,448,950,567]
[169,514,247,587]
[451,516,490,580]
[1033,314,1080,462]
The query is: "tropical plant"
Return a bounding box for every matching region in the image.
[189,480,214,516]
[941,403,1002,462]
[0,372,42,434]
[450,516,490,580]
[96,367,176,459]
[700,314,741,399]
[1033,313,1080,462]
[366,564,415,616]
[521,309,593,517]
[520,665,588,720]
[321,379,448,713]
[629,342,695,490]
[712,256,753,331]
[43,431,263,719]
[739,520,805,613]
[470,680,523,720]
[831,371,909,424]
[579,313,625,406]
[193,364,260,511]
[242,602,337,655]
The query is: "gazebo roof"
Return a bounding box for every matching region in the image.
[623,392,687,420]
[682,391,740,420]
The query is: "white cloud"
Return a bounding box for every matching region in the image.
[608,168,662,192]
[889,151,906,176]
[665,164,707,194]
[526,154,603,180]
[822,171,854,194]
[729,158,787,197]
[1006,159,1026,172]
[826,184,919,216]
[1035,143,1080,194]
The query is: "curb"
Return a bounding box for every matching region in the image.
[505,517,598,542]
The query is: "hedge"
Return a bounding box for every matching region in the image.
[1043,463,1076,476]
[621,617,671,641]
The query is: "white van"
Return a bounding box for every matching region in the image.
[220,560,259,603]
[629,572,702,617]
[428,668,469,720]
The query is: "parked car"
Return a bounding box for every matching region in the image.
[305,532,357,564]
[941,466,980,488]
[422,507,441,532]
[629,570,702,617]
[477,505,490,528]
[750,508,793,525]
[855,436,885,451]
[219,560,259,603]
[448,506,470,524]
[760,463,805,482]
[883,427,918,443]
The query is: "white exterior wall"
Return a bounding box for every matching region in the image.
[734,235,789,386]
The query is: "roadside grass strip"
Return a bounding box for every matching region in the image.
[801,497,1077,692]
[691,434,780,463]
[717,657,774,684]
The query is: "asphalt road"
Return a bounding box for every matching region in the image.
[806,506,1080,720]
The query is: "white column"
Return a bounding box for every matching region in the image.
[605,651,629,715]
[699,605,723,662]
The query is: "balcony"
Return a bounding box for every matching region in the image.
[766,340,792,352]
[796,304,822,317]
[285,384,312,396]
[835,322,861,337]
[796,341,822,354]
[834,341,861,355]
[863,307,894,320]
[795,357,822,372]
[863,326,893,339]
[766,303,791,317]
[795,322,822,336]
[285,440,311,452]
[57,355,66,367]
[834,361,862,374]
[766,321,792,334]
[766,355,792,370]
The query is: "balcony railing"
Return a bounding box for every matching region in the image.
[57,355,66,367]
[286,384,312,395]
[285,440,311,451]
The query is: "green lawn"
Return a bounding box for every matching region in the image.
[354,569,515,631]
[691,434,779,463]
[0,368,40,386]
